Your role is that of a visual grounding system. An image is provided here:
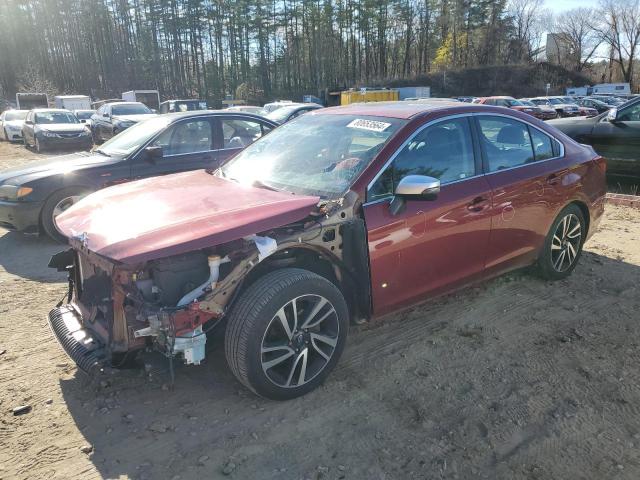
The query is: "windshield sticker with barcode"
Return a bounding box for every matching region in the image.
[347,119,391,132]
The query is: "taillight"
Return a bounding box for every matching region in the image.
[595,156,607,175]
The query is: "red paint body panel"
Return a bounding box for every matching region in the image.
[56,170,319,264]
[364,176,494,316]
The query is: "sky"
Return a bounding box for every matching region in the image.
[544,0,599,14]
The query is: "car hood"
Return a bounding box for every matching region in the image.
[4,120,25,128]
[56,170,321,264]
[112,114,156,123]
[0,152,119,185]
[38,123,87,133]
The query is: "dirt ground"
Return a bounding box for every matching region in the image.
[1,141,640,480]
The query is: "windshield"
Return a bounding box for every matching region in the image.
[505,99,523,107]
[75,110,95,120]
[547,98,562,105]
[519,100,535,107]
[5,110,27,121]
[98,115,171,156]
[112,104,152,116]
[221,114,406,198]
[35,111,79,124]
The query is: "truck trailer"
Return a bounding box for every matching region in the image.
[54,95,91,111]
[15,93,48,110]
[122,90,160,110]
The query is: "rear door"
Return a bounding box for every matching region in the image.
[475,114,568,273]
[215,117,275,164]
[131,116,218,178]
[363,115,493,316]
[588,100,640,178]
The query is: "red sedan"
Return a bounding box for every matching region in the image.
[49,101,606,400]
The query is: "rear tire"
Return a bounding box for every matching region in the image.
[537,204,586,280]
[41,187,91,243]
[225,268,349,400]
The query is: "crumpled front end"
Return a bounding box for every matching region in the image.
[47,245,221,372]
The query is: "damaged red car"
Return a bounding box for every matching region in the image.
[48,101,606,400]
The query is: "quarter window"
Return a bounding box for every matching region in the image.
[529,127,554,160]
[368,117,476,200]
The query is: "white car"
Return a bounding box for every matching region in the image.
[0,109,28,141]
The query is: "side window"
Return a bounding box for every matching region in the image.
[618,102,640,122]
[528,127,554,161]
[368,118,476,200]
[478,116,534,172]
[151,119,213,155]
[221,119,265,148]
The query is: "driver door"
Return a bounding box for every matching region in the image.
[363,116,493,316]
[589,101,640,178]
[131,117,218,178]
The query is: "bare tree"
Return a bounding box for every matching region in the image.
[593,0,640,88]
[507,0,548,62]
[556,8,602,72]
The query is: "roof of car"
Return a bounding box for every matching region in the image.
[159,109,278,125]
[31,108,72,113]
[316,100,468,119]
[108,101,148,106]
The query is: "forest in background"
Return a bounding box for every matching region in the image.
[0,0,638,105]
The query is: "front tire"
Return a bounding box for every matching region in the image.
[225,268,349,400]
[537,204,586,280]
[41,187,90,243]
[35,137,44,153]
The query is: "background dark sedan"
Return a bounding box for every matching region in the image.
[0,111,277,241]
[91,101,157,143]
[265,102,323,124]
[577,98,611,114]
[548,97,640,179]
[22,109,93,153]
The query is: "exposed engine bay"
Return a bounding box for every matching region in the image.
[48,192,371,374]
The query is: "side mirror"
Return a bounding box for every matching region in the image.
[103,112,109,118]
[389,175,440,215]
[607,108,618,122]
[25,120,33,125]
[80,119,86,123]
[144,145,163,163]
[395,175,440,198]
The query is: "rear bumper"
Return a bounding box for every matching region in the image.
[47,305,108,373]
[0,199,42,232]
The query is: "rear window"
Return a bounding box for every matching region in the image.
[112,104,152,116]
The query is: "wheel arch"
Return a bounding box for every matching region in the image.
[229,245,368,324]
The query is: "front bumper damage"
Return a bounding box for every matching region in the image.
[47,191,372,376]
[48,304,108,373]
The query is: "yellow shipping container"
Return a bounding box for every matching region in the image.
[340,89,399,105]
